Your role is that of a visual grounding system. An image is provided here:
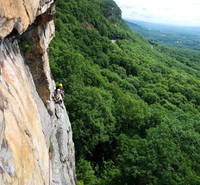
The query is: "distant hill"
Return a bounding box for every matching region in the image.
[126,20,200,50]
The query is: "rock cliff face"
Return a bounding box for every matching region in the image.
[0,0,76,184]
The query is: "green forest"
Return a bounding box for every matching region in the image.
[49,0,200,184]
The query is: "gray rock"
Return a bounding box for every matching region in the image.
[0,109,5,153]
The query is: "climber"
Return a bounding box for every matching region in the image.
[53,83,64,105]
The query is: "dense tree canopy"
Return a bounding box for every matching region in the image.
[49,0,200,184]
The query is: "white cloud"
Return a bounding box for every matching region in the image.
[114,0,200,26]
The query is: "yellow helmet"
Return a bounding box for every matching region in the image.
[57,83,63,87]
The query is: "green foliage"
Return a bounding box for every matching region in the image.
[19,41,32,53]
[50,0,200,184]
[77,181,84,185]
[49,141,54,153]
[76,159,99,185]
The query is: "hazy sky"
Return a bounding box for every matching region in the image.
[114,0,200,26]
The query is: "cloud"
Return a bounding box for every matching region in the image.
[114,0,200,26]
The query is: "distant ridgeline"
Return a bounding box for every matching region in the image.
[50,0,200,184]
[126,20,200,50]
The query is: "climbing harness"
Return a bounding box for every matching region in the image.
[53,83,64,105]
[54,90,63,104]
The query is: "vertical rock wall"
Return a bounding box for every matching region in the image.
[0,0,76,185]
